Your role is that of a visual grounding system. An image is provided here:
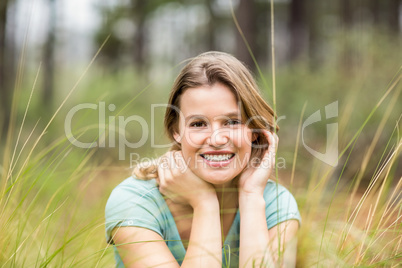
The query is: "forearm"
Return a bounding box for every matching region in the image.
[181,198,222,268]
[239,194,274,267]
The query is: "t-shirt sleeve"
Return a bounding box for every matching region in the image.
[105,178,164,244]
[264,181,301,229]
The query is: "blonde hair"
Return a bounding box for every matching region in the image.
[133,51,278,179]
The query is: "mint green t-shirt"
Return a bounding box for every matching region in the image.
[105,177,301,268]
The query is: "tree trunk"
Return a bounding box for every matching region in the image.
[0,0,10,136]
[388,0,400,33]
[341,0,353,27]
[132,0,146,70]
[235,0,257,71]
[43,0,56,109]
[340,0,354,74]
[307,0,320,70]
[370,0,380,25]
[288,0,306,62]
[206,0,216,51]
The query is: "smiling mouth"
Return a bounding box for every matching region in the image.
[200,153,235,162]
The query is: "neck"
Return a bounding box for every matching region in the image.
[213,179,239,212]
[166,178,239,216]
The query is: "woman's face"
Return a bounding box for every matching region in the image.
[173,83,256,186]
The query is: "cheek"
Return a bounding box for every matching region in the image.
[183,130,208,148]
[232,129,253,151]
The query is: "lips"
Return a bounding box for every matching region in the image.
[199,151,235,167]
[200,153,235,162]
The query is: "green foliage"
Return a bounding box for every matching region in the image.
[0,27,401,267]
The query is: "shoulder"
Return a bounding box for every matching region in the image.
[264,180,293,203]
[263,180,301,229]
[110,176,159,194]
[263,180,294,202]
[105,177,166,243]
[105,177,163,217]
[106,177,160,207]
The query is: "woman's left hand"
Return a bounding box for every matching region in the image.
[238,130,278,196]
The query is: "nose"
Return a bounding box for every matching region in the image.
[208,127,229,147]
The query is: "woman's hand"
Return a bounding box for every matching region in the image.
[238,130,278,196]
[157,151,217,208]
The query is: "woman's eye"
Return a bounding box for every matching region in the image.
[190,121,206,127]
[226,119,242,126]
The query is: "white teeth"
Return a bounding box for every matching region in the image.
[202,154,233,162]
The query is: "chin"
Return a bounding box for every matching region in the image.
[196,169,240,187]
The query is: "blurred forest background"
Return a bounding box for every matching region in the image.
[0,0,401,267]
[1,0,401,168]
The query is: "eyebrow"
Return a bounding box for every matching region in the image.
[185,112,241,121]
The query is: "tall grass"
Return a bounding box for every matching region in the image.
[1,62,400,267]
[0,43,124,266]
[0,17,401,268]
[294,68,401,267]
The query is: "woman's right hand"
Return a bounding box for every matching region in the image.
[157,151,217,208]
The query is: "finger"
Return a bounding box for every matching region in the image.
[172,151,187,174]
[156,162,164,187]
[273,132,279,150]
[166,151,182,177]
[157,167,169,198]
[157,154,173,188]
[267,130,278,149]
[159,151,174,171]
[261,131,276,168]
[262,131,276,154]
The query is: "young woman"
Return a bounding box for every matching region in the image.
[105,51,301,267]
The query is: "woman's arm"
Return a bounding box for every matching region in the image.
[113,197,221,268]
[112,227,179,268]
[113,151,222,268]
[267,220,299,267]
[239,194,271,266]
[238,131,299,267]
[239,193,299,267]
[181,197,221,267]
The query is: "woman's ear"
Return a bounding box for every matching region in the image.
[173,132,181,144]
[252,132,258,142]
